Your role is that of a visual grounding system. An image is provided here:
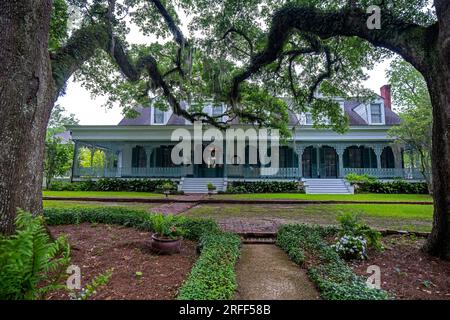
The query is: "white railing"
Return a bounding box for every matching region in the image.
[342,168,424,180]
[74,166,186,178]
[226,166,299,179]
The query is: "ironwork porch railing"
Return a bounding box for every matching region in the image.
[226,166,300,179]
[341,168,424,180]
[73,166,187,178]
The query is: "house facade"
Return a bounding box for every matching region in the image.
[68,85,422,193]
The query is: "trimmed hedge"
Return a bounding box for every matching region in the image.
[357,180,428,194]
[226,181,302,193]
[277,224,388,300]
[48,179,177,193]
[43,207,240,300]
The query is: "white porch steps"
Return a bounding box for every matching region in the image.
[180,178,226,194]
[303,179,353,194]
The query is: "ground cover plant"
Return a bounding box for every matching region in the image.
[276,224,389,300]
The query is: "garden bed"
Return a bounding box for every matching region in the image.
[43,208,241,300]
[349,235,450,300]
[47,223,197,300]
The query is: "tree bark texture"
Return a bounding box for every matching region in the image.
[0,0,55,235]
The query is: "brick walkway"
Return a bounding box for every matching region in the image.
[218,218,284,234]
[152,194,206,215]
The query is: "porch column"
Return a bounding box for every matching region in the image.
[116,150,123,177]
[144,146,153,176]
[71,141,79,182]
[374,145,383,169]
[336,145,345,178]
[294,144,305,179]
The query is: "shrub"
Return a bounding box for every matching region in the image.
[277,224,388,300]
[43,207,239,300]
[357,180,428,194]
[345,173,377,184]
[332,235,367,260]
[0,211,70,300]
[47,179,178,193]
[227,181,301,193]
[337,212,383,252]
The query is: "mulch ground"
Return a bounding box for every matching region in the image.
[47,223,198,300]
[349,235,450,300]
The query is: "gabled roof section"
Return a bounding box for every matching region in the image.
[118,106,151,125]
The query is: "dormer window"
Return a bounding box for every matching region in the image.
[370,104,382,124]
[153,108,164,124]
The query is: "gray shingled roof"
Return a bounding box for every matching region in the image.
[118,99,400,126]
[118,106,151,125]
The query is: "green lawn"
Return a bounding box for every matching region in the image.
[213,193,433,202]
[43,191,163,198]
[43,200,158,210]
[186,203,434,232]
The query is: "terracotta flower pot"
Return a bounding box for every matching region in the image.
[151,234,181,254]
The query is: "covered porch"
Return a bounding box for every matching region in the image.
[71,140,423,180]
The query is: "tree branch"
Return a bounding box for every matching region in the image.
[266,4,429,72]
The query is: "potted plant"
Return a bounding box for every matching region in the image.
[162,182,174,199]
[150,214,184,254]
[207,182,216,196]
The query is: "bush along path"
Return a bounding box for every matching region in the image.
[235,244,320,300]
[277,224,389,300]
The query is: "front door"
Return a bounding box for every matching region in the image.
[320,146,338,178]
[194,144,224,178]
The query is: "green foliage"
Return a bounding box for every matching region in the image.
[227,181,301,193]
[75,269,113,300]
[43,207,240,300]
[276,224,388,300]
[345,173,377,184]
[49,0,69,51]
[152,214,185,239]
[332,235,367,260]
[207,182,216,191]
[0,211,70,300]
[336,212,382,252]
[387,58,432,192]
[357,180,428,194]
[177,231,241,300]
[44,137,73,189]
[47,178,177,193]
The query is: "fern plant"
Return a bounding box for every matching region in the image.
[0,210,70,300]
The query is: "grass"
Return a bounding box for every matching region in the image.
[43,191,163,198]
[43,200,158,210]
[186,203,434,232]
[213,193,433,202]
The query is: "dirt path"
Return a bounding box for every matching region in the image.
[235,244,320,300]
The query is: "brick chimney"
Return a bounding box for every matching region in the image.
[380,84,391,109]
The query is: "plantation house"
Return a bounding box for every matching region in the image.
[68,85,422,193]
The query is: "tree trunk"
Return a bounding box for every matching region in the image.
[0,1,55,235]
[423,0,450,258]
